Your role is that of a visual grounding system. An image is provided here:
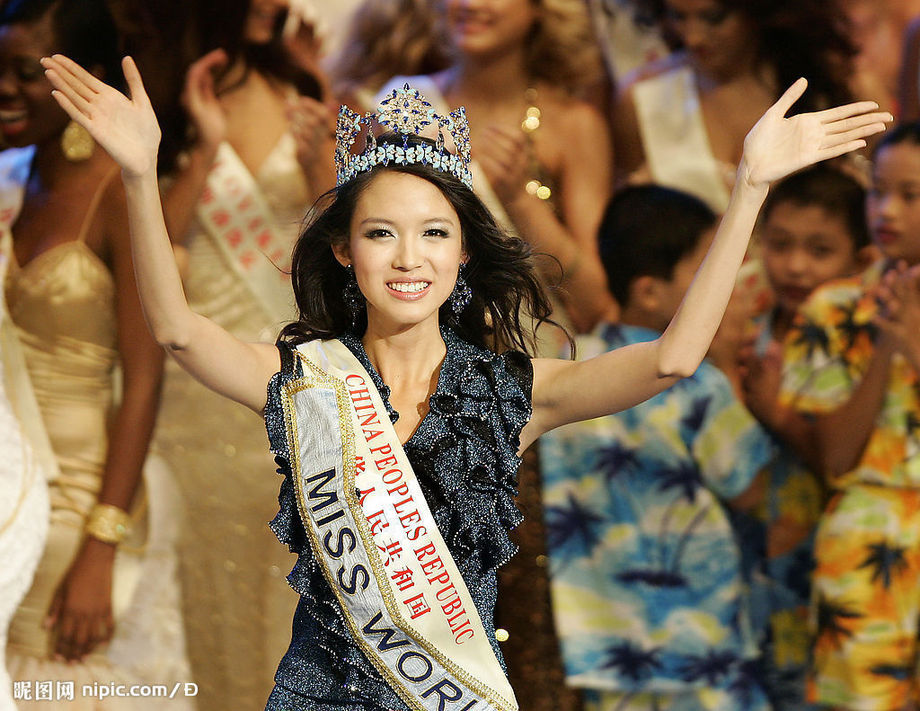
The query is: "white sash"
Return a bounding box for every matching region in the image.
[0,146,60,488]
[281,340,518,711]
[633,65,731,213]
[196,142,296,322]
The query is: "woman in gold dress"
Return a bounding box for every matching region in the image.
[1,0,188,707]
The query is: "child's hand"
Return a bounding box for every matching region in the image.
[740,79,891,190]
[874,261,920,368]
[42,55,161,177]
[740,339,784,430]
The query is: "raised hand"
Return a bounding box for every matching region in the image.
[476,125,530,205]
[741,79,892,188]
[41,55,161,177]
[286,95,331,174]
[182,49,228,150]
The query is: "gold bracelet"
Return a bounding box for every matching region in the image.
[85,503,131,545]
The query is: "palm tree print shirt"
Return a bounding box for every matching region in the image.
[540,323,775,694]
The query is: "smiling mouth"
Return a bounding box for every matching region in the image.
[387,281,431,294]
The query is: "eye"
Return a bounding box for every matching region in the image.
[702,7,730,25]
[365,228,394,239]
[423,228,450,238]
[13,57,43,82]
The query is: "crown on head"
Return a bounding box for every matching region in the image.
[335,84,473,189]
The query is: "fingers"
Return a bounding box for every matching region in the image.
[43,68,93,115]
[43,54,106,94]
[822,122,889,150]
[191,48,229,75]
[817,139,868,162]
[824,110,893,134]
[818,100,882,124]
[773,77,808,116]
[48,87,87,127]
[121,56,151,107]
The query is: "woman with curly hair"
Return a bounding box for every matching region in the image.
[380,0,618,339]
[613,0,857,213]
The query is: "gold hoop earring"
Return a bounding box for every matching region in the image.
[60,120,94,162]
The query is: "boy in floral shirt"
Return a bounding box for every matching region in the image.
[541,186,775,711]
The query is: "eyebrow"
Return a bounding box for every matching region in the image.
[358,217,457,227]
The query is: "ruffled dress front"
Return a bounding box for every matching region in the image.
[262,329,533,710]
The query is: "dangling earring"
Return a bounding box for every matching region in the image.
[450,263,472,315]
[343,265,364,323]
[60,120,94,162]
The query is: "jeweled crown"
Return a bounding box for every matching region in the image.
[335,84,473,189]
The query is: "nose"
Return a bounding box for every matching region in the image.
[785,247,809,276]
[681,18,707,50]
[875,192,898,220]
[393,235,423,271]
[0,67,18,98]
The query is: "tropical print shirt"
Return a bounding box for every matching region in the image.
[540,323,775,694]
[781,261,920,490]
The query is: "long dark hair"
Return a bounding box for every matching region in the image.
[279,147,560,355]
[635,0,855,111]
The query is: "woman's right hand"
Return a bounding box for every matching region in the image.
[41,55,161,177]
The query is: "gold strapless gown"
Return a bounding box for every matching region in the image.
[153,135,304,709]
[5,238,192,709]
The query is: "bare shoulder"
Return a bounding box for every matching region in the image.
[537,86,607,145]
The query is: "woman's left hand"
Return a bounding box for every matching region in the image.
[45,538,116,662]
[740,78,891,189]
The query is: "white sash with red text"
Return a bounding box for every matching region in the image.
[196,142,295,322]
[280,339,518,711]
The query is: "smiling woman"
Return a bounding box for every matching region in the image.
[39,45,889,710]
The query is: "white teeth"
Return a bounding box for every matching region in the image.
[0,110,26,123]
[388,281,429,293]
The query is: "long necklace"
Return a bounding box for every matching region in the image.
[521,87,552,201]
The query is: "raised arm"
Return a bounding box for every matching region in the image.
[520,80,891,451]
[42,55,279,413]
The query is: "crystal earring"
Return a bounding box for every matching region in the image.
[450,263,472,315]
[60,120,94,162]
[343,265,364,322]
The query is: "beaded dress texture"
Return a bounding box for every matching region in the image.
[262,328,533,710]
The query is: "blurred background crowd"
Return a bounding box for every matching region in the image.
[2,0,920,709]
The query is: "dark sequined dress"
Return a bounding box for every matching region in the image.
[262,328,533,710]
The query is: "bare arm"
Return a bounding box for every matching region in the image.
[48,180,164,662]
[43,55,279,413]
[505,103,619,329]
[478,104,617,331]
[610,83,645,184]
[520,80,891,451]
